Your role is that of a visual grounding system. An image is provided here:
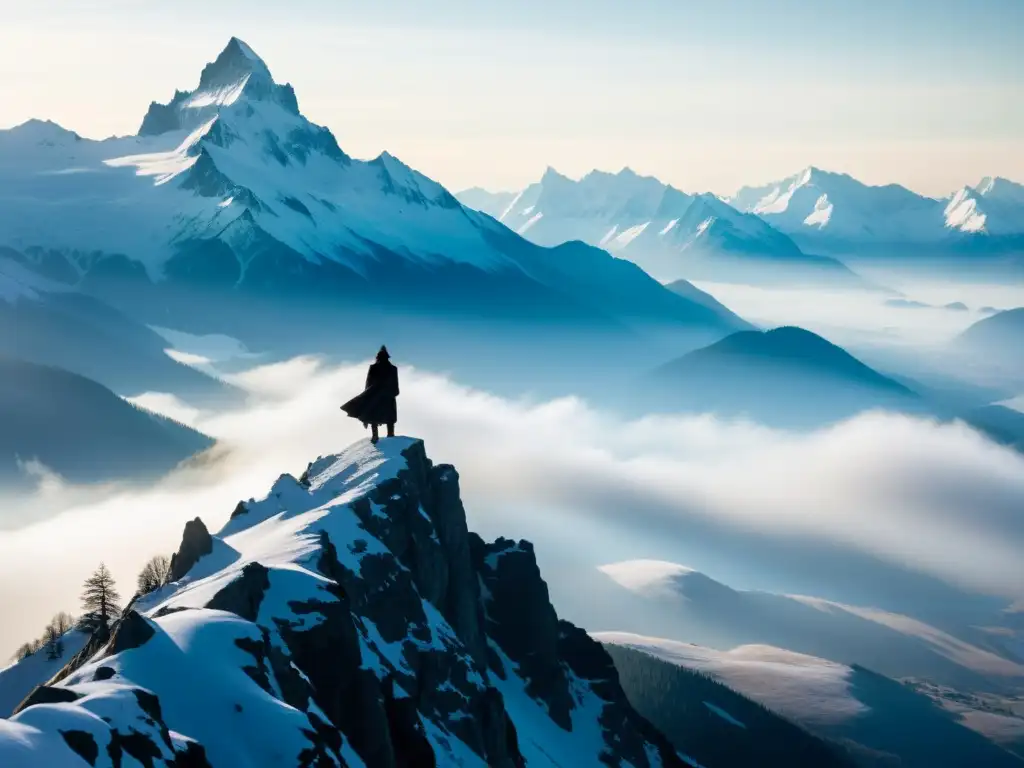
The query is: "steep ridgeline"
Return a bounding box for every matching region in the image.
[0,438,683,768]
[728,167,1024,257]
[0,39,748,371]
[458,168,859,287]
[0,358,213,488]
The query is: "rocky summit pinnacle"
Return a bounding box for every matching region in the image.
[0,437,686,767]
[138,36,298,136]
[197,37,273,91]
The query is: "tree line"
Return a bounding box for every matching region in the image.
[10,554,172,663]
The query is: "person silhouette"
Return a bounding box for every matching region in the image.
[341,346,400,444]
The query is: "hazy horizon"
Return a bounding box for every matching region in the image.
[2,0,1022,197]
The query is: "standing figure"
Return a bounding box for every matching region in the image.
[341,346,400,443]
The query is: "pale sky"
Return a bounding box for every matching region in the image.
[1,0,1022,196]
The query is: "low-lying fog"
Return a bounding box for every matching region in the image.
[1,356,1023,656]
[1,279,1022,660]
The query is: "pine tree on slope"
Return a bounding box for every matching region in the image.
[79,563,122,633]
[44,624,63,661]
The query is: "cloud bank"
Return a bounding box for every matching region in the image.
[1,356,1024,656]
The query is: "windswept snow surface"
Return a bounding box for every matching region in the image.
[596,632,866,728]
[599,559,1024,687]
[0,631,89,717]
[597,560,696,598]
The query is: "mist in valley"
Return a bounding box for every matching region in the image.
[2,282,1024,669]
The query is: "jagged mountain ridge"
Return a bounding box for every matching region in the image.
[458,167,858,286]
[728,167,1024,253]
[0,38,748,362]
[0,438,684,767]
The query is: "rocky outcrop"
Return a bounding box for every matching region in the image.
[103,610,156,656]
[474,535,574,729]
[168,517,213,581]
[12,685,80,715]
[2,438,682,767]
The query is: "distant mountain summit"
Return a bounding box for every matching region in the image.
[728,167,947,243]
[729,167,1024,255]
[647,326,919,426]
[957,307,1024,362]
[139,37,300,137]
[0,39,749,379]
[458,167,860,287]
[944,177,1024,236]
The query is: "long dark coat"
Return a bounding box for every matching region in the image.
[341,359,399,427]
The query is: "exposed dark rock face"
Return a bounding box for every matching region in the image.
[205,562,269,621]
[559,622,685,767]
[103,610,156,656]
[60,730,99,766]
[13,685,80,715]
[474,535,573,729]
[169,517,214,581]
[173,741,214,768]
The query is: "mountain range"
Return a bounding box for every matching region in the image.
[458,167,859,286]
[958,308,1024,365]
[0,38,749,390]
[461,167,1024,274]
[728,168,1024,255]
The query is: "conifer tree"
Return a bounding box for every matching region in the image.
[80,563,122,632]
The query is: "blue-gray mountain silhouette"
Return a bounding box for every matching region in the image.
[648,326,919,426]
[1,253,230,402]
[957,307,1024,361]
[0,358,212,491]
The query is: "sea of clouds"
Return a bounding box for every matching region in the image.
[1,353,1023,657]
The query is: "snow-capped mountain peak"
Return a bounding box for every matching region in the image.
[0,36,756,344]
[198,37,273,89]
[975,175,1024,205]
[729,167,952,244]
[456,167,856,284]
[945,186,987,233]
[4,119,81,147]
[139,38,298,137]
[943,177,1024,235]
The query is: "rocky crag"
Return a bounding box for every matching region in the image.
[0,438,684,767]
